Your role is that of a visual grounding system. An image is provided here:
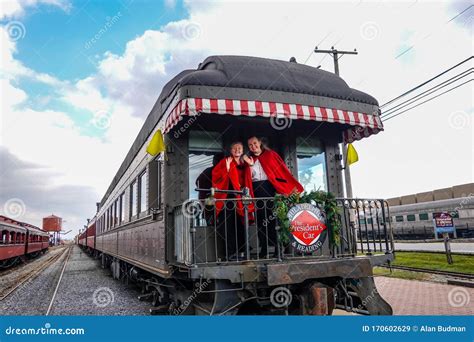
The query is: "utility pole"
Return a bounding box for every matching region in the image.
[314,46,358,198]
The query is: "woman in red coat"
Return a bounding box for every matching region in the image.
[212,142,254,260]
[244,136,304,258]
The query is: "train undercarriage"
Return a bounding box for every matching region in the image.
[81,248,393,316]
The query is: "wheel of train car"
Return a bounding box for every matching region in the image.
[346,277,393,315]
[0,256,19,269]
[169,279,241,316]
[28,251,40,259]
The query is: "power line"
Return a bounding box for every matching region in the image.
[304,32,333,65]
[447,4,473,23]
[382,78,472,122]
[394,5,472,60]
[380,56,473,108]
[381,68,473,118]
[303,50,314,65]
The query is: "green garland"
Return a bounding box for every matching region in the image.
[274,190,341,247]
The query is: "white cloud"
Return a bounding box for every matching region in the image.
[81,28,209,118]
[0,0,71,20]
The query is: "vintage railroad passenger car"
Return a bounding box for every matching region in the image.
[78,217,96,252]
[0,215,49,268]
[80,55,394,315]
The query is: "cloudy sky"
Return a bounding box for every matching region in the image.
[0,0,472,235]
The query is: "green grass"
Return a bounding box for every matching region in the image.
[373,267,430,281]
[391,252,474,275]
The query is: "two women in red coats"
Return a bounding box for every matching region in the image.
[212,137,303,259]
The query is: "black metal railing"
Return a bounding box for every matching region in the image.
[335,199,394,256]
[173,192,394,266]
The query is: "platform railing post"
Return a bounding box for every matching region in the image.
[242,187,250,261]
[244,205,250,261]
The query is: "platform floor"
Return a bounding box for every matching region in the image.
[375,276,473,315]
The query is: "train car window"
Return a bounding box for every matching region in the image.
[119,193,124,223]
[189,154,215,199]
[112,202,116,228]
[157,162,162,208]
[395,215,404,222]
[419,213,429,220]
[189,130,223,199]
[147,160,162,210]
[139,170,148,215]
[189,131,222,152]
[111,205,114,227]
[296,136,327,192]
[115,199,119,226]
[131,180,138,218]
[407,214,416,222]
[107,207,111,230]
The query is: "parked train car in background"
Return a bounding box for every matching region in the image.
[389,197,474,239]
[77,217,96,254]
[80,55,395,315]
[386,183,474,240]
[0,215,49,268]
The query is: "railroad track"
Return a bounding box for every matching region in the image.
[46,245,72,315]
[0,246,71,301]
[381,264,474,280]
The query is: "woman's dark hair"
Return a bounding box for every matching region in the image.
[247,136,269,151]
[230,141,243,148]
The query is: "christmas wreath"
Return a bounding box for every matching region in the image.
[274,190,341,246]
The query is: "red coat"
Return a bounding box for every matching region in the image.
[212,158,255,219]
[253,149,304,195]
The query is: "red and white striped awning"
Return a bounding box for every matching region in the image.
[164,98,383,143]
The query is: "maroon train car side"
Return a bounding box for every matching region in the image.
[0,215,49,268]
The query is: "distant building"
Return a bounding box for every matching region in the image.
[387,183,474,239]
